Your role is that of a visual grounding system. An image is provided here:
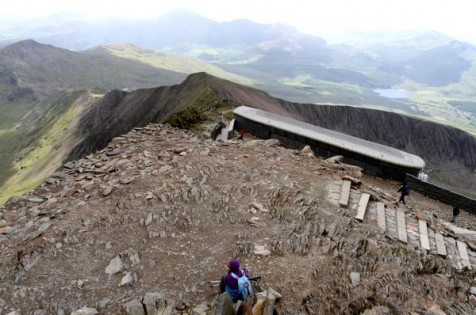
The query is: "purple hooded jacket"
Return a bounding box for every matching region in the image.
[224,259,243,289]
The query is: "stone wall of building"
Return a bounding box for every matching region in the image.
[235,115,421,180]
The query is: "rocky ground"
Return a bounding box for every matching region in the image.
[0,123,475,315]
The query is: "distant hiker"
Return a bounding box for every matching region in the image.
[397,182,410,204]
[220,259,253,303]
[238,128,245,141]
[450,206,460,222]
[211,121,225,140]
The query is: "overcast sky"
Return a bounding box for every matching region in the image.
[2,0,475,42]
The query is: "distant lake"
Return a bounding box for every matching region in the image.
[374,88,412,99]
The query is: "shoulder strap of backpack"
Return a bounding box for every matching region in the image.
[231,272,240,280]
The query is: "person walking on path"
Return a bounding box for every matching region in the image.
[237,128,245,141]
[450,206,460,222]
[397,182,410,204]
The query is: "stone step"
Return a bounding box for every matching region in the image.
[396,208,407,243]
[456,240,472,270]
[338,180,351,208]
[446,238,462,270]
[376,202,386,233]
[434,232,447,257]
[355,193,370,222]
[418,220,430,251]
[328,182,476,270]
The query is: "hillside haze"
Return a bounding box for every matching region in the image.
[1,9,474,133]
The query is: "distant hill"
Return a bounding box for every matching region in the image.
[0,40,252,101]
[405,41,473,86]
[0,40,186,100]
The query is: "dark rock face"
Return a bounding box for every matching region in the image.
[68,90,130,159]
[7,87,36,102]
[0,69,36,102]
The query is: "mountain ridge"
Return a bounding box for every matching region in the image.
[65,72,476,195]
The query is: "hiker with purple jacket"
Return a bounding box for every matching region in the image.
[219,259,250,302]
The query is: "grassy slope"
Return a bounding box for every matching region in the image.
[396,60,476,133]
[0,101,33,188]
[0,91,93,204]
[91,43,254,86]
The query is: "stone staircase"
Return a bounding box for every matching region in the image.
[331,179,476,271]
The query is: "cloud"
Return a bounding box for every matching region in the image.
[2,0,475,42]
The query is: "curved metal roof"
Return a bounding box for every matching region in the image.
[234,106,425,169]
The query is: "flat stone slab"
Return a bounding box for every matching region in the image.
[355,193,370,222]
[219,127,228,141]
[456,240,472,270]
[418,220,430,250]
[396,208,407,243]
[376,202,386,232]
[434,232,447,257]
[339,180,351,208]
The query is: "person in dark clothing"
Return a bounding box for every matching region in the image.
[397,182,410,204]
[450,207,460,222]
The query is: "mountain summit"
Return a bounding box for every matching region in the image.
[0,122,475,314]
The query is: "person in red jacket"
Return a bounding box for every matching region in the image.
[238,128,245,140]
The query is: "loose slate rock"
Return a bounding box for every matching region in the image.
[119,272,137,287]
[106,148,123,156]
[211,293,234,315]
[350,272,361,286]
[105,255,125,275]
[143,292,175,315]
[70,307,99,315]
[64,162,75,169]
[103,186,114,196]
